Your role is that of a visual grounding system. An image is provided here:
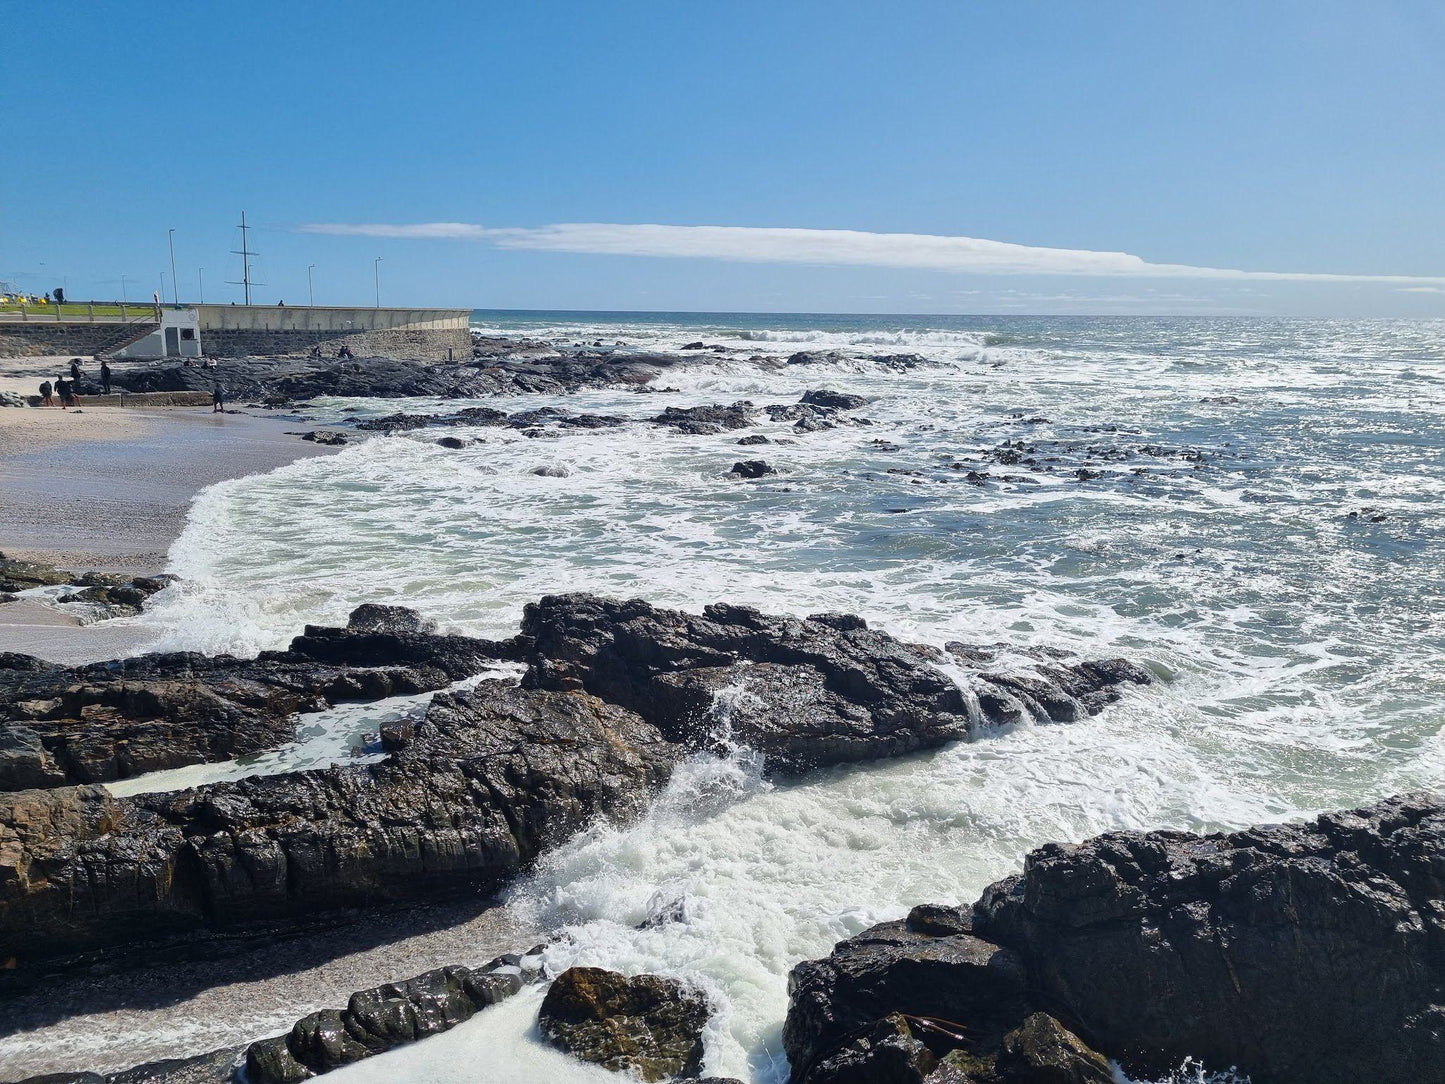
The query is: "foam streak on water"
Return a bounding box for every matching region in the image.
[10,314,1443,1081]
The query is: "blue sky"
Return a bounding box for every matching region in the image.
[4,1,1444,315]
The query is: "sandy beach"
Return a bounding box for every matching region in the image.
[0,357,339,662]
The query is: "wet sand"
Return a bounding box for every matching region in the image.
[0,381,340,661]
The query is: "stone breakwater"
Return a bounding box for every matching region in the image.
[0,593,1150,976]
[784,792,1445,1084]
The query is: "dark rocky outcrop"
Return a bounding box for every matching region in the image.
[994,1013,1113,1084]
[787,793,1445,1084]
[354,403,627,436]
[0,605,506,790]
[0,681,672,968]
[0,557,174,619]
[652,401,757,434]
[299,430,348,446]
[0,594,1153,978]
[973,791,1445,1084]
[109,346,682,403]
[0,555,78,593]
[354,405,508,432]
[800,389,867,411]
[10,951,544,1084]
[787,350,851,366]
[244,949,542,1084]
[762,390,870,433]
[729,459,776,479]
[516,595,1151,775]
[784,912,1031,1082]
[54,573,176,618]
[538,966,711,1081]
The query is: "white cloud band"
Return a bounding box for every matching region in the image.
[297,221,1445,285]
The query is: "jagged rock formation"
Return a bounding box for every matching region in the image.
[516,594,1151,774]
[0,594,1152,976]
[0,554,76,593]
[0,604,507,790]
[106,347,680,403]
[974,791,1445,1084]
[729,459,775,479]
[651,401,758,434]
[0,681,672,967]
[350,390,864,439]
[784,909,1032,1083]
[244,948,544,1084]
[538,966,711,1081]
[0,555,174,620]
[786,793,1445,1084]
[354,403,627,434]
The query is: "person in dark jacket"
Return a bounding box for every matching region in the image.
[69,358,81,381]
[100,359,112,395]
[212,384,225,413]
[39,380,53,406]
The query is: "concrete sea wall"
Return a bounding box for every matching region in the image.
[0,321,160,358]
[195,305,471,361]
[0,305,473,361]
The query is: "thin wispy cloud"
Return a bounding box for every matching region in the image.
[298,221,1445,285]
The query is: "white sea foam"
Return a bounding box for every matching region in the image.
[7,315,1442,1081]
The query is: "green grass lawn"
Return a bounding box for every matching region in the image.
[0,300,160,318]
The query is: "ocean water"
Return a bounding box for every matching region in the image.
[8,313,1444,1081]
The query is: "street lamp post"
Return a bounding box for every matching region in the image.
[373,257,382,309]
[198,268,205,304]
[159,272,167,307]
[308,264,315,307]
[168,229,178,305]
[120,276,128,304]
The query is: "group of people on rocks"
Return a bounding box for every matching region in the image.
[37,357,111,409]
[308,343,355,360]
[35,356,230,413]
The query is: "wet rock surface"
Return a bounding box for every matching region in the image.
[0,555,81,592]
[729,459,776,479]
[538,966,711,1081]
[652,401,758,434]
[517,594,1151,774]
[355,403,627,435]
[787,793,1445,1084]
[973,791,1445,1084]
[0,680,671,969]
[296,389,867,445]
[0,594,1153,982]
[108,344,681,402]
[0,556,173,620]
[243,949,542,1084]
[0,604,504,790]
[784,917,1031,1082]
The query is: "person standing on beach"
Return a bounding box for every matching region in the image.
[100,359,112,395]
[69,358,81,381]
[212,384,225,413]
[39,379,52,405]
[54,376,70,410]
